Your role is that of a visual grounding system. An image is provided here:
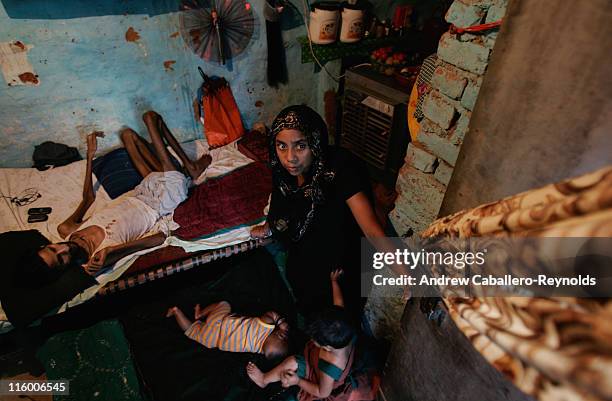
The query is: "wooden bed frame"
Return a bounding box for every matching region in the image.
[97,237,272,296]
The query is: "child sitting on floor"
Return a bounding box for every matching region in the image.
[246,269,361,401]
[166,301,290,359]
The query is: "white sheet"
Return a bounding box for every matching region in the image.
[0,159,111,242]
[0,139,258,331]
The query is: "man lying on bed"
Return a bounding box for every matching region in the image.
[32,111,212,275]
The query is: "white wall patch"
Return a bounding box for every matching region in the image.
[0,41,39,86]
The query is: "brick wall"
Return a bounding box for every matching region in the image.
[365,0,508,342]
[389,0,508,238]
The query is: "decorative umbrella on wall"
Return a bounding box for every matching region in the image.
[179,0,255,65]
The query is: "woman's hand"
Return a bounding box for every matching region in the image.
[250,222,271,239]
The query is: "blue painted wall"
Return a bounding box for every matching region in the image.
[0,0,327,167]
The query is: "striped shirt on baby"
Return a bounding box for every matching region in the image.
[185,302,275,353]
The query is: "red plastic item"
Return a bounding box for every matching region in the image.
[392,5,413,28]
[449,19,502,34]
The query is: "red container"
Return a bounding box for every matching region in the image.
[392,5,413,29]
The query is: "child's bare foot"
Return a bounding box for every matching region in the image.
[246,362,267,388]
[166,306,178,318]
[194,304,203,320]
[186,154,212,180]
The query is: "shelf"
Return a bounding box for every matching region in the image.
[298,36,403,64]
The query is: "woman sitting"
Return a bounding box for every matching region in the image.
[251,105,388,318]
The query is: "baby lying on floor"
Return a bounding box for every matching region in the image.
[166,301,290,359]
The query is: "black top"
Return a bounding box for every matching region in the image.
[269,148,371,316]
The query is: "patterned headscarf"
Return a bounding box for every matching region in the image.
[268,105,335,241]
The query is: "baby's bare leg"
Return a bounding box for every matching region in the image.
[246,356,298,388]
[166,306,193,331]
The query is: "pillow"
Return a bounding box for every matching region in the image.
[92,148,143,199]
[173,161,272,240]
[0,230,96,328]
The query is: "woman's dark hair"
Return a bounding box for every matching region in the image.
[305,306,356,349]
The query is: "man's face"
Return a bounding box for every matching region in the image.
[38,242,88,268]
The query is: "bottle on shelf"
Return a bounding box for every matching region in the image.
[366,16,378,38]
[376,19,386,38]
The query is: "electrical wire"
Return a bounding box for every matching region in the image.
[1,188,42,207]
[300,0,346,82]
[299,0,374,82]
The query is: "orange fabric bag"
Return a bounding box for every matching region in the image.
[198,67,245,148]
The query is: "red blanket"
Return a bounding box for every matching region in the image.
[126,161,271,275]
[173,161,272,240]
[237,130,269,163]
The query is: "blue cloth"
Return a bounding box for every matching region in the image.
[92,148,143,199]
[318,359,343,380]
[295,354,307,378]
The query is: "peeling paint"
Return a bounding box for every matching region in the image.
[125,26,148,57]
[169,32,179,38]
[163,60,176,71]
[125,27,140,42]
[18,72,38,84]
[255,100,264,107]
[0,41,38,86]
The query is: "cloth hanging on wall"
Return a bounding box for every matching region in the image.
[264,0,288,87]
[421,166,612,401]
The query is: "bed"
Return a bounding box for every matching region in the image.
[0,133,272,333]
